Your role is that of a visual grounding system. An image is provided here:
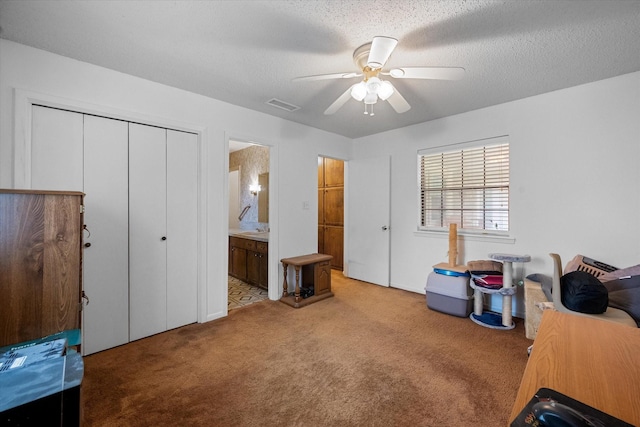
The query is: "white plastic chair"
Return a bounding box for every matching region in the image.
[549,253,636,327]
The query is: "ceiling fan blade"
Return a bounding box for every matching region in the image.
[293,72,361,82]
[324,85,355,115]
[367,36,398,69]
[386,83,411,113]
[386,67,465,80]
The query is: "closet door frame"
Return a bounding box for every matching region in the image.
[12,89,208,325]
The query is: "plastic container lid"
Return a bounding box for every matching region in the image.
[425,272,473,299]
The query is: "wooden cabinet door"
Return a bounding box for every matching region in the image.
[323,226,344,270]
[258,253,268,289]
[247,250,260,285]
[317,157,325,187]
[323,187,344,226]
[324,158,344,186]
[230,246,247,281]
[314,260,332,295]
[318,188,324,224]
[318,226,324,254]
[0,191,83,347]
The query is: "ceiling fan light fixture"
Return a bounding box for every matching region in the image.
[351,82,367,101]
[378,81,394,100]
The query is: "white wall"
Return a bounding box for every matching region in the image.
[2,39,638,322]
[353,71,640,316]
[0,40,352,322]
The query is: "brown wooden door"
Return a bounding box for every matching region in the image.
[0,191,83,347]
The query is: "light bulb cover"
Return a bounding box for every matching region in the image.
[364,92,378,105]
[378,80,394,100]
[249,184,261,195]
[366,77,382,94]
[350,82,367,101]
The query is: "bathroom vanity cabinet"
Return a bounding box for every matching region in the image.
[229,236,268,290]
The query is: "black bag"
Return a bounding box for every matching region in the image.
[560,271,609,314]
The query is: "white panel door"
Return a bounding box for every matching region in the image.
[31,106,83,191]
[347,156,391,287]
[82,115,129,355]
[166,130,198,329]
[129,123,167,341]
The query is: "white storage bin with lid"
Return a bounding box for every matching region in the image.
[425,271,473,317]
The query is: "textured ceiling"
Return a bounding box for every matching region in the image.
[1,0,639,139]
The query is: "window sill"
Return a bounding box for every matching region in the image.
[413,230,515,244]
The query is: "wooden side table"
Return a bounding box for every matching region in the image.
[280,253,333,308]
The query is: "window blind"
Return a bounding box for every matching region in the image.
[419,142,509,232]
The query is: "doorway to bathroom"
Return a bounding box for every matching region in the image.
[228,140,270,310]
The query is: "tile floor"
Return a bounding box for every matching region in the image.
[228,276,268,310]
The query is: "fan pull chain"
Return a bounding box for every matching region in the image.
[363,104,375,116]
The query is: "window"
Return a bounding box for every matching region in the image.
[419,137,509,233]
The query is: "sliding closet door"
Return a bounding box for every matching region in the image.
[166,130,198,329]
[129,123,168,341]
[82,115,129,355]
[31,105,83,191]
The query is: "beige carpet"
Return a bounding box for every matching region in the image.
[82,272,531,426]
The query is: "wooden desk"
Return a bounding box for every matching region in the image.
[509,310,640,426]
[280,253,333,308]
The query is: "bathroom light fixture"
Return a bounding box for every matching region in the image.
[249,184,261,196]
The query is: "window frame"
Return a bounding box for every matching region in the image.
[417,136,510,238]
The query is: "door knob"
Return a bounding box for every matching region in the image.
[161,236,167,241]
[381,226,388,231]
[84,242,91,248]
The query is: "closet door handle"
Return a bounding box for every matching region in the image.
[84,242,92,248]
[161,236,167,241]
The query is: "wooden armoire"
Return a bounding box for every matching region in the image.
[318,157,344,270]
[0,189,84,347]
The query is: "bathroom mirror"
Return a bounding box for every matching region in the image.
[258,172,269,223]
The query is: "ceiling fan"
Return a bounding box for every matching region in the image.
[293,36,465,116]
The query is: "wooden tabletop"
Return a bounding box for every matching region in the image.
[509,310,640,426]
[281,253,332,266]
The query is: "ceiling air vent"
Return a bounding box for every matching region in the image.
[266,98,300,112]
